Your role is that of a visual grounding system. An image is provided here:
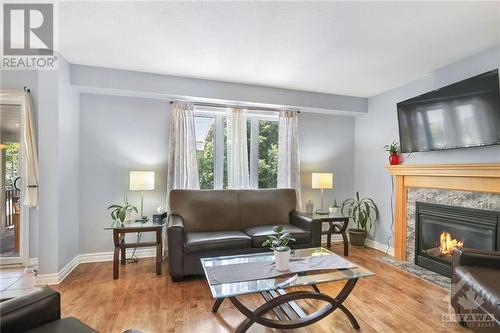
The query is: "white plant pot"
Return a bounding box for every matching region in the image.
[274,249,291,271]
[124,209,134,223]
[329,207,338,214]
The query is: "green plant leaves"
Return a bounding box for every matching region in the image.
[341,192,379,232]
[262,225,294,251]
[107,198,139,221]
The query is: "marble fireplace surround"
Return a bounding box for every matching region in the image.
[405,188,500,262]
[386,164,500,261]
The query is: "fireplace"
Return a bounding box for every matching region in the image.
[415,202,499,277]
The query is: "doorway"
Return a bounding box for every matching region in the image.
[0,102,27,265]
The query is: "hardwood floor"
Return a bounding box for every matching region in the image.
[55,244,470,333]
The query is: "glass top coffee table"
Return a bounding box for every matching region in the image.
[201,247,374,333]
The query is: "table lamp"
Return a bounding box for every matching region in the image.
[130,171,155,221]
[312,173,333,214]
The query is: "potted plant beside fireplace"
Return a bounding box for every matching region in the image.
[342,192,379,246]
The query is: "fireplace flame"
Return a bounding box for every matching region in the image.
[439,231,463,255]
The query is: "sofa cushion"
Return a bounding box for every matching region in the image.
[25,317,98,333]
[169,190,241,232]
[184,231,252,254]
[454,266,500,321]
[239,189,296,228]
[243,224,311,247]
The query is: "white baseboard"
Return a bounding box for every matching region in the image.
[34,236,394,286]
[321,234,394,256]
[365,239,394,256]
[35,248,156,286]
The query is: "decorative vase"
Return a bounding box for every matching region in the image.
[348,229,368,246]
[305,200,314,214]
[388,153,401,165]
[124,209,134,223]
[274,248,291,271]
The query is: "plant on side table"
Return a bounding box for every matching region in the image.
[108,196,138,226]
[342,192,379,246]
[262,226,296,271]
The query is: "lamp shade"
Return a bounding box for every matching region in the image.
[130,171,155,191]
[312,173,333,189]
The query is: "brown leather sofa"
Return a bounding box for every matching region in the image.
[167,189,321,282]
[451,248,500,332]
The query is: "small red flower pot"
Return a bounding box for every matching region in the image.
[389,153,401,165]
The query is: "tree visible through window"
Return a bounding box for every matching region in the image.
[194,117,215,189]
[258,121,278,188]
[4,143,19,190]
[194,112,278,189]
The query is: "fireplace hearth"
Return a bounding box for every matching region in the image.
[415,202,499,277]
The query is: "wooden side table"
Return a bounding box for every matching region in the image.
[299,213,351,256]
[105,221,166,279]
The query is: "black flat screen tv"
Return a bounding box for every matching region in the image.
[397,69,500,153]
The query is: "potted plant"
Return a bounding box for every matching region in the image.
[108,196,138,226]
[329,199,339,213]
[384,141,401,165]
[262,226,296,271]
[342,192,379,246]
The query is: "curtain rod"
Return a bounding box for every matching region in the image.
[169,100,300,113]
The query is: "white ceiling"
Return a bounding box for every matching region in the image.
[58,1,500,97]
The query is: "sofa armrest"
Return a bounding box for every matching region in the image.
[290,211,322,247]
[452,247,500,269]
[0,287,61,333]
[168,214,185,282]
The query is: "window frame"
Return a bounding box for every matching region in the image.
[194,106,278,189]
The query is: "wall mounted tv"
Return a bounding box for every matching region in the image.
[397,69,500,153]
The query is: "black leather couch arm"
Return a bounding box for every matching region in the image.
[0,287,61,333]
[290,211,322,247]
[452,247,500,269]
[168,214,185,282]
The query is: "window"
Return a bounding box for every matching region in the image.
[194,107,278,189]
[194,116,215,189]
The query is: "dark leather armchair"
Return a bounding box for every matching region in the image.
[451,248,500,332]
[0,287,98,333]
[168,189,321,282]
[0,287,142,333]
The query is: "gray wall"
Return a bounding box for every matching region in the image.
[354,47,500,248]
[299,113,355,210]
[1,56,80,274]
[77,95,355,253]
[79,94,169,253]
[57,58,80,270]
[71,64,367,114]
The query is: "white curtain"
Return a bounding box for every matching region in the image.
[22,93,39,207]
[226,108,250,189]
[277,110,301,209]
[167,101,200,196]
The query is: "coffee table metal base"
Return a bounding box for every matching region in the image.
[212,278,360,333]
